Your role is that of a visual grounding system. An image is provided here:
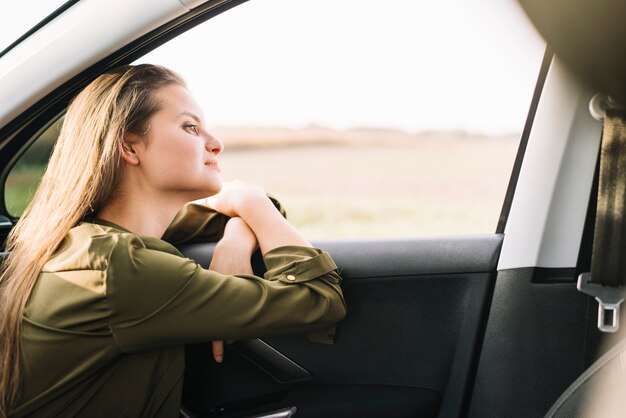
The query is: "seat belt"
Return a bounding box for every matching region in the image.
[578,94,626,333]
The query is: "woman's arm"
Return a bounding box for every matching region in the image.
[209,217,257,274]
[161,203,229,245]
[208,216,258,363]
[104,183,345,351]
[205,181,310,253]
[107,237,345,351]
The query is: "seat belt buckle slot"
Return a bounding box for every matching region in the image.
[577,273,624,333]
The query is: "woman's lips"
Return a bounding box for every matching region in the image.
[206,160,221,172]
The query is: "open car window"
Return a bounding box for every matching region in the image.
[142,0,546,238]
[4,0,546,239]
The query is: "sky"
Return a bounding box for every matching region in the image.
[3,0,546,136]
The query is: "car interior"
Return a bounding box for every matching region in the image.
[2,0,626,417]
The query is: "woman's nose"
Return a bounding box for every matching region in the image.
[205,133,224,156]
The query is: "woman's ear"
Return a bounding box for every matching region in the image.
[119,133,140,165]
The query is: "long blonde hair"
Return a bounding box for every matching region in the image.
[0,64,185,416]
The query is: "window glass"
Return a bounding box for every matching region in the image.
[5,118,60,217]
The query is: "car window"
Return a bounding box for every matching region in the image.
[4,118,61,217]
[139,0,546,238]
[4,0,546,238]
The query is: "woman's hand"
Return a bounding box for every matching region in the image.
[212,341,225,363]
[204,180,267,218]
[208,181,310,254]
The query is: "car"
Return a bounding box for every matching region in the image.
[0,0,621,417]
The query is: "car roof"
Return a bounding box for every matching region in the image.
[519,0,626,102]
[0,1,78,59]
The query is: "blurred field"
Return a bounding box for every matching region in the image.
[5,126,519,239]
[213,127,519,238]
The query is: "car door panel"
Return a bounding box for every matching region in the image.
[468,268,594,417]
[179,234,502,417]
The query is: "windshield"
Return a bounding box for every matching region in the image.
[0,0,73,54]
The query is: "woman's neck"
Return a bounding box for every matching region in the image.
[96,191,185,239]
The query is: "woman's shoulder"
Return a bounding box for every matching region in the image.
[43,221,144,273]
[26,223,140,328]
[29,221,193,328]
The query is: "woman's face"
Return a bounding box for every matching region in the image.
[129,84,224,201]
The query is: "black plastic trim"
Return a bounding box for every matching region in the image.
[458,269,499,418]
[179,234,504,279]
[468,266,595,418]
[497,46,554,233]
[0,214,11,250]
[530,267,578,284]
[231,339,312,384]
[240,385,439,418]
[576,145,601,277]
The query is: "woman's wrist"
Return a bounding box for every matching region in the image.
[214,238,255,262]
[235,195,275,222]
[236,199,311,254]
[219,217,258,254]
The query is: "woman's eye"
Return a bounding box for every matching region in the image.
[184,124,199,134]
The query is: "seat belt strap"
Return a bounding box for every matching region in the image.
[591,110,626,287]
[578,103,626,333]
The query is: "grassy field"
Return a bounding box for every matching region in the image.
[5,126,519,239]
[214,127,519,238]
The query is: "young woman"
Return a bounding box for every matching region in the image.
[0,64,346,417]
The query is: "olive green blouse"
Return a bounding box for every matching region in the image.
[12,203,346,417]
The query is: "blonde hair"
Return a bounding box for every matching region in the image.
[0,64,185,416]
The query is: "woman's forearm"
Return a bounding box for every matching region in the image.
[207,217,256,363]
[209,217,257,274]
[204,181,311,254]
[238,197,311,254]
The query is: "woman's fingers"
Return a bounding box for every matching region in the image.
[204,180,267,217]
[212,340,224,363]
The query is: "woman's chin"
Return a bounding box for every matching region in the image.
[203,180,223,198]
[211,180,224,194]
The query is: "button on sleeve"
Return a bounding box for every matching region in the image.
[264,246,342,285]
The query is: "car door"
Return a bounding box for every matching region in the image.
[178,234,500,417]
[1,1,600,417]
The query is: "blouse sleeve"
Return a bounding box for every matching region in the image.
[162,197,287,245]
[161,203,228,245]
[105,235,346,353]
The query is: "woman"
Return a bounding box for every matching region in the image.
[0,64,346,417]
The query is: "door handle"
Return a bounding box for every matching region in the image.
[231,339,312,384]
[245,406,297,418]
[180,406,297,418]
